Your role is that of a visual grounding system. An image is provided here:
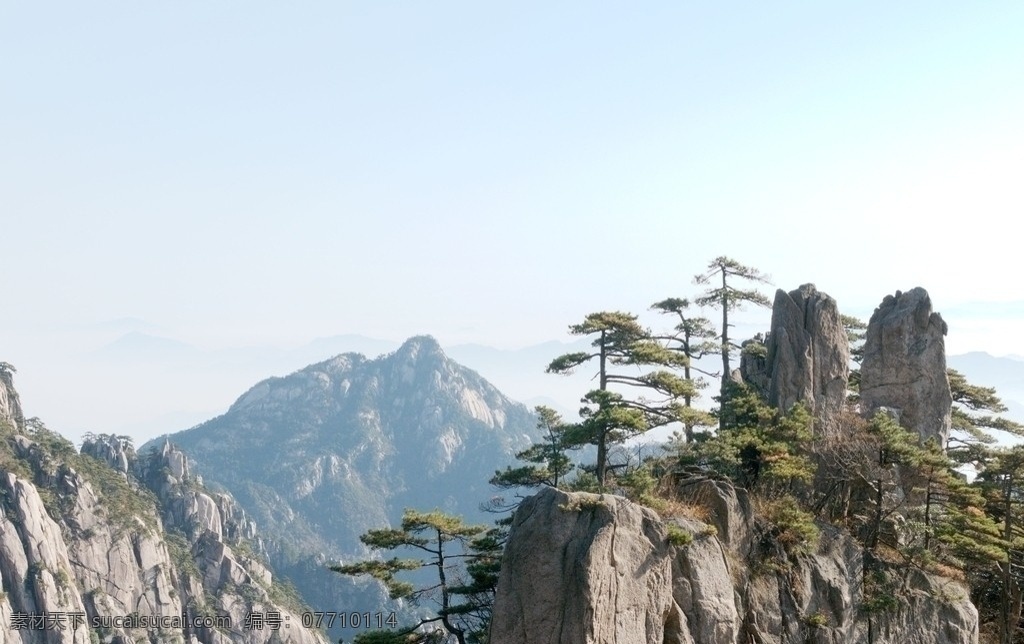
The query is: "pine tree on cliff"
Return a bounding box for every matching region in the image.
[490,405,574,489]
[699,380,815,493]
[546,311,692,487]
[841,314,868,402]
[650,297,718,442]
[693,256,771,400]
[973,446,1024,644]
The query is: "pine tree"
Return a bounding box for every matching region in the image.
[904,438,1005,573]
[490,405,574,489]
[841,314,867,403]
[547,311,692,487]
[947,368,1024,465]
[689,381,814,494]
[974,446,1024,644]
[650,297,718,442]
[861,411,922,551]
[331,510,490,644]
[693,256,771,398]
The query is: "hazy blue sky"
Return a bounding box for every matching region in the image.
[2,3,1022,441]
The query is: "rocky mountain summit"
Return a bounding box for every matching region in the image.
[0,371,328,643]
[151,335,540,639]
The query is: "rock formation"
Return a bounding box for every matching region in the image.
[736,285,849,435]
[859,288,952,445]
[0,363,25,431]
[490,486,978,644]
[765,285,849,433]
[0,373,328,643]
[737,336,770,396]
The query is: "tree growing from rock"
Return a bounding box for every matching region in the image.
[693,256,771,399]
[841,314,868,403]
[973,446,1024,644]
[547,311,692,487]
[490,405,574,489]
[696,380,815,494]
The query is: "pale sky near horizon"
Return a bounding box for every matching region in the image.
[2,3,1023,441]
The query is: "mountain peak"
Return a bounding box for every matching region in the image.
[400,334,442,349]
[394,335,444,360]
[153,339,541,639]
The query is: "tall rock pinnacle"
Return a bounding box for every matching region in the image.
[766,284,850,435]
[859,287,952,445]
[738,284,849,435]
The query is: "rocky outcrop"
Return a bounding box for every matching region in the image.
[859,288,952,445]
[764,285,849,435]
[737,337,770,398]
[0,363,25,431]
[734,286,849,435]
[488,487,699,644]
[80,433,134,476]
[490,486,978,644]
[0,373,329,644]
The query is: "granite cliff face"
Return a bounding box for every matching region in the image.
[490,485,977,644]
[859,288,952,445]
[0,372,328,644]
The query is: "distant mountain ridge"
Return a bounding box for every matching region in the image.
[947,352,1024,424]
[146,335,542,640]
[85,331,592,442]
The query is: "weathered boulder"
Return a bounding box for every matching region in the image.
[488,487,700,644]
[490,485,978,644]
[675,478,754,557]
[764,284,849,435]
[859,288,952,445]
[737,336,770,399]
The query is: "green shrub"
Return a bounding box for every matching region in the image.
[861,569,900,614]
[267,578,311,615]
[666,524,693,547]
[564,471,601,493]
[699,524,718,537]
[164,531,201,581]
[805,612,828,627]
[759,495,819,555]
[71,453,158,535]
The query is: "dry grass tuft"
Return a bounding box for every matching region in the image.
[926,561,966,583]
[653,497,712,523]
